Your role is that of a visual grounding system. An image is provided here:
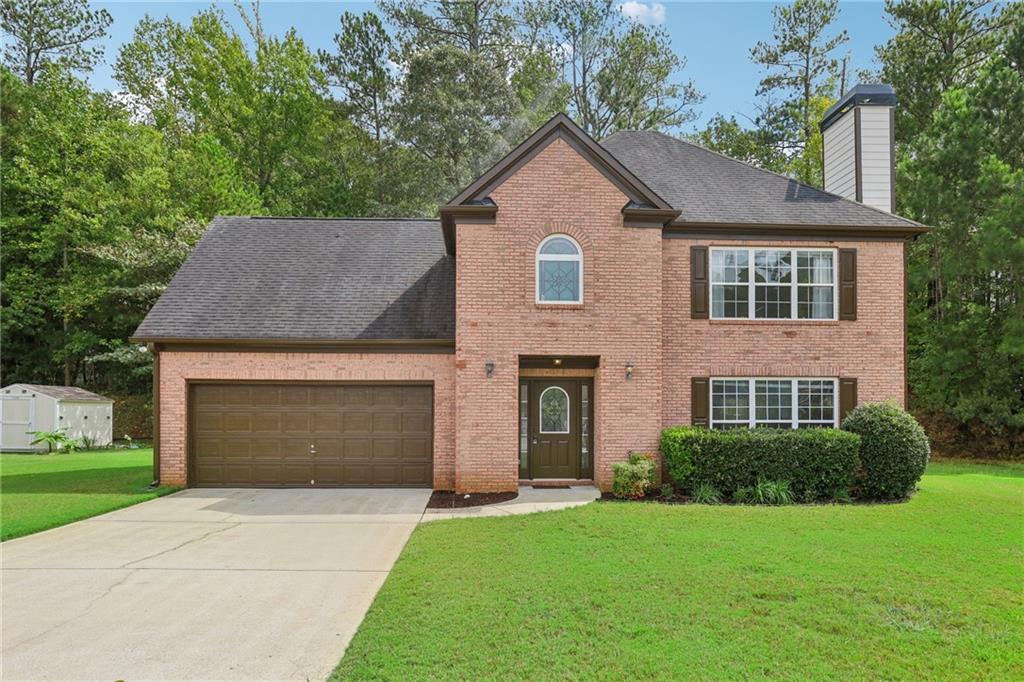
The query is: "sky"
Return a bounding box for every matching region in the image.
[88,1,897,133]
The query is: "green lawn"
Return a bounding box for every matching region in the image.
[0,448,177,541]
[334,460,1024,680]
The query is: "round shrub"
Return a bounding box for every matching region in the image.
[842,402,930,500]
[611,452,656,499]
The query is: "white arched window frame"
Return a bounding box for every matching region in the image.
[539,386,571,434]
[536,234,583,304]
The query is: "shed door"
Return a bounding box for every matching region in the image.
[189,383,433,487]
[0,397,35,450]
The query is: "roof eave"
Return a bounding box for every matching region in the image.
[664,221,929,240]
[129,337,456,353]
[438,204,499,255]
[622,206,682,228]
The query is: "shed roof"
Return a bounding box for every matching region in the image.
[5,384,113,402]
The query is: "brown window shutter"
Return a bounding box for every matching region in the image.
[839,378,858,424]
[691,246,709,319]
[839,248,857,320]
[692,377,710,426]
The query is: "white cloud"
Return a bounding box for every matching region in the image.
[619,1,667,25]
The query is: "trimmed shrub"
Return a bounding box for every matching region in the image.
[611,452,657,499]
[662,427,861,502]
[842,402,930,500]
[660,426,702,484]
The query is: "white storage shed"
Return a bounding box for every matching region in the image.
[0,384,114,451]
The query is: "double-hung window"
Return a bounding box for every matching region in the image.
[710,378,838,429]
[710,247,836,320]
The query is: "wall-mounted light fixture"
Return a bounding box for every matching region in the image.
[625,361,635,380]
[552,358,562,366]
[485,361,495,378]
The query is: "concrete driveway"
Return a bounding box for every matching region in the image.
[1,488,431,681]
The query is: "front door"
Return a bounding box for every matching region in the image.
[527,379,592,479]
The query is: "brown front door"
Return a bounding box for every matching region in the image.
[189,382,433,488]
[529,379,582,479]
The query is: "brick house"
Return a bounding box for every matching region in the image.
[133,85,925,492]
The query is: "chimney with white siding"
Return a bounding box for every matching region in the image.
[820,84,896,213]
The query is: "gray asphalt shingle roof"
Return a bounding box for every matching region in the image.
[132,217,454,341]
[136,127,922,342]
[601,130,922,228]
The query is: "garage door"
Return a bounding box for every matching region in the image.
[190,383,433,487]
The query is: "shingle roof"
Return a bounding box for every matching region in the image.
[7,384,113,402]
[601,130,923,228]
[132,217,454,341]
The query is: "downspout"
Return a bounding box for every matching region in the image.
[150,343,161,488]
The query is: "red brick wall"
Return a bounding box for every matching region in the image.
[156,351,456,487]
[661,238,906,426]
[454,137,663,492]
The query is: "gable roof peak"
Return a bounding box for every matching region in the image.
[444,112,671,210]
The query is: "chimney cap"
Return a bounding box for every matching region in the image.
[820,84,896,132]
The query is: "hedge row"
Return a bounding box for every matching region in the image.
[660,403,931,502]
[661,426,861,502]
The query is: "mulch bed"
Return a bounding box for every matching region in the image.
[597,492,693,505]
[427,490,519,509]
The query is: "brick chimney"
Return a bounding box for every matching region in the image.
[820,84,896,213]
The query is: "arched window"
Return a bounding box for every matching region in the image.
[536,234,582,303]
[539,386,570,433]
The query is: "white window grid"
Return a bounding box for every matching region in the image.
[710,247,838,321]
[710,378,839,429]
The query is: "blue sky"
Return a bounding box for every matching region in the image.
[89,1,895,133]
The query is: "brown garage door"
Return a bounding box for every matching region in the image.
[189,383,433,487]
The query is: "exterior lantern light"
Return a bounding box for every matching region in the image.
[625,361,635,380]
[485,361,495,378]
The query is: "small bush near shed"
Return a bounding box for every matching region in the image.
[842,402,930,500]
[661,427,861,502]
[612,452,657,499]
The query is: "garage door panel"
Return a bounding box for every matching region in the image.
[372,439,400,459]
[280,386,310,405]
[222,440,252,458]
[372,387,402,407]
[373,413,401,434]
[221,413,252,432]
[313,439,341,457]
[402,438,431,459]
[222,386,255,406]
[342,438,370,459]
[343,412,372,433]
[252,413,283,431]
[402,413,431,433]
[190,383,432,487]
[402,387,431,407]
[401,463,432,486]
[342,386,372,406]
[312,413,341,432]
[309,386,341,406]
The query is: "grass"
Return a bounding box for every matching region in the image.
[0,448,178,541]
[333,459,1024,680]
